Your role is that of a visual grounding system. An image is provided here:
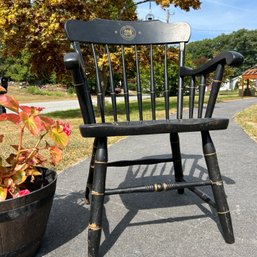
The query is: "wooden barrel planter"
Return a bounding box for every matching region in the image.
[0,167,57,257]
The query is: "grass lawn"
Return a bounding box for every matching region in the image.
[6,84,77,103]
[234,104,257,143]
[1,86,256,172]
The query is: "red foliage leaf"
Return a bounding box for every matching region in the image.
[20,105,44,115]
[0,113,21,125]
[49,146,63,166]
[0,95,19,113]
[40,116,55,127]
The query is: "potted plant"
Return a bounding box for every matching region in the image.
[0,86,71,256]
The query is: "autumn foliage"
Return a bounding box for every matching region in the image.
[0,0,200,80]
[0,86,71,201]
[0,0,137,80]
[156,0,201,10]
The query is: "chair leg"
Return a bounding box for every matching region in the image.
[201,131,234,244]
[88,137,108,257]
[85,138,98,204]
[170,133,184,194]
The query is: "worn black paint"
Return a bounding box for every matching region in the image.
[64,18,243,256]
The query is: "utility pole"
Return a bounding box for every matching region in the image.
[166,9,175,23]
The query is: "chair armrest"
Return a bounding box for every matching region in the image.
[64,52,85,86]
[64,52,80,71]
[180,51,244,77]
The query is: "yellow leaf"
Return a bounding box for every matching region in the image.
[0,187,8,201]
[49,127,69,147]
[12,170,27,185]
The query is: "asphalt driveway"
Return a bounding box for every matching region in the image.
[36,97,257,257]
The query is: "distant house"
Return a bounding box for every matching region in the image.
[221,76,240,91]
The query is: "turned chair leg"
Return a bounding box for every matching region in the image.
[170,133,184,194]
[88,137,108,257]
[201,131,234,244]
[85,138,98,204]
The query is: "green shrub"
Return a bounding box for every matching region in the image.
[27,86,44,95]
[67,86,75,95]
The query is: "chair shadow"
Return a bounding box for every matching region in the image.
[36,190,112,256]
[100,153,235,256]
[36,152,235,256]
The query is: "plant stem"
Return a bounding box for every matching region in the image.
[23,131,48,165]
[12,125,25,168]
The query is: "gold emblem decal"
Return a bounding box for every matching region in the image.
[120,25,136,40]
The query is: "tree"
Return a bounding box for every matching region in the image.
[155,0,201,10]
[0,0,137,81]
[0,51,34,82]
[0,0,201,82]
[187,29,257,77]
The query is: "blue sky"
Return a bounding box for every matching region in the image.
[135,0,257,41]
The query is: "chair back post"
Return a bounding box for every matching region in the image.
[72,42,96,124]
[64,49,95,125]
[205,63,224,118]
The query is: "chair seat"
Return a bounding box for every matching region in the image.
[79,118,229,137]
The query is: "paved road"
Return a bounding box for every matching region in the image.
[24,95,148,114]
[36,98,257,257]
[23,100,80,113]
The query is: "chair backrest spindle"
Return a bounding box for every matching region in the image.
[135,45,144,121]
[150,44,156,120]
[92,43,105,122]
[198,75,206,118]
[106,44,118,122]
[121,45,130,121]
[164,44,170,120]
[188,77,196,119]
[177,42,185,119]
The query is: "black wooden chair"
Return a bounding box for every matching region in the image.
[64,19,243,257]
